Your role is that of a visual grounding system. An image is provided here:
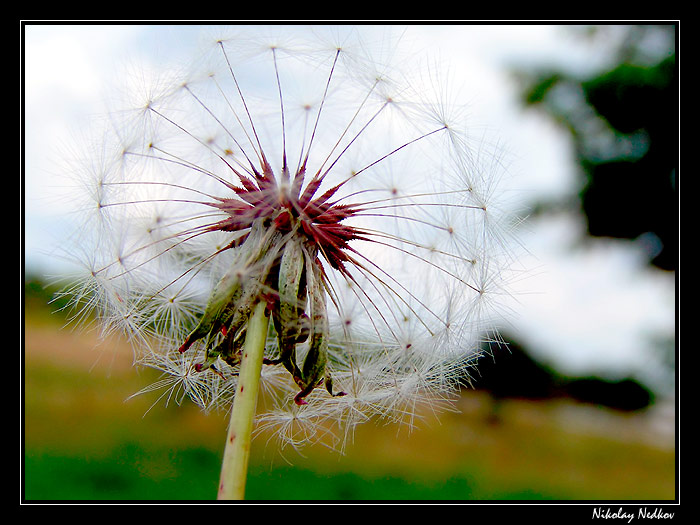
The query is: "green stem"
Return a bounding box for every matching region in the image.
[217,301,269,500]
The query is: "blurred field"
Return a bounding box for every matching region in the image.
[23,287,676,501]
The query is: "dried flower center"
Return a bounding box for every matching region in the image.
[209,158,363,275]
[180,157,357,404]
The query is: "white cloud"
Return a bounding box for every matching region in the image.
[510,214,675,385]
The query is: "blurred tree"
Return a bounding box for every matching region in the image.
[517,24,677,271]
[472,336,654,412]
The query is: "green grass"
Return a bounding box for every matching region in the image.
[25,446,556,501]
[25,446,473,501]
[25,445,220,500]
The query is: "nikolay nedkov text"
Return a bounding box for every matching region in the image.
[592,507,675,522]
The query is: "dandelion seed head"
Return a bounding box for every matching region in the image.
[60,26,520,449]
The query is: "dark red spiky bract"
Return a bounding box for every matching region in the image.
[206,157,366,275]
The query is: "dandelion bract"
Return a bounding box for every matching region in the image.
[60,26,518,451]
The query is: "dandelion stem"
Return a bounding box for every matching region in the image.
[217,300,269,500]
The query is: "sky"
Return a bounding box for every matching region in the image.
[22,23,676,395]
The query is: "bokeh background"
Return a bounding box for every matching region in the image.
[23,23,677,501]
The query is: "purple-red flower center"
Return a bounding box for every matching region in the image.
[207,156,364,276]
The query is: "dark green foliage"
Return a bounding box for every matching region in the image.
[518,26,677,271]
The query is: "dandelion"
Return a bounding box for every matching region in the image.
[60,26,518,499]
